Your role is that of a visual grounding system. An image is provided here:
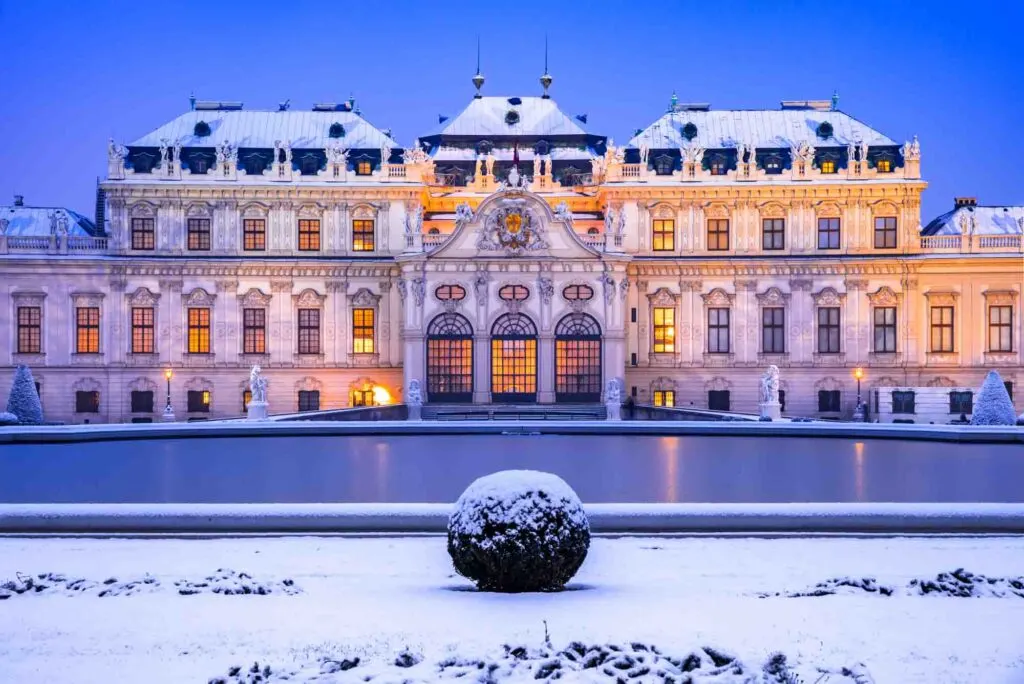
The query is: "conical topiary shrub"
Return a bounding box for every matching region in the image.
[5,364,43,425]
[970,370,1016,426]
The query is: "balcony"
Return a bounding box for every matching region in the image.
[0,235,109,255]
[918,234,1023,253]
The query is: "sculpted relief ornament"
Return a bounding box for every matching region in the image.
[476,200,549,256]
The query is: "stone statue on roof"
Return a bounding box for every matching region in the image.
[380,141,392,166]
[274,140,282,164]
[554,201,573,229]
[173,139,182,164]
[681,143,704,165]
[639,142,649,165]
[283,141,292,163]
[735,142,746,165]
[159,139,170,167]
[860,141,869,163]
[404,203,423,237]
[455,202,474,228]
[532,154,541,179]
[903,135,921,160]
[793,141,815,165]
[485,152,495,177]
[107,138,126,163]
[847,142,856,164]
[327,143,349,164]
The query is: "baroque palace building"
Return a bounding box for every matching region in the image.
[1,74,1022,423]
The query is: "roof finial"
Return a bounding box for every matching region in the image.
[540,35,553,99]
[189,92,196,111]
[472,37,485,98]
[669,90,678,112]
[831,89,840,111]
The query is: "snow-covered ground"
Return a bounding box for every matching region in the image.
[1,535,1023,682]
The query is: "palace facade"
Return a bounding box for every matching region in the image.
[1,77,1022,423]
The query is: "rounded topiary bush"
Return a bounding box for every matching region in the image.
[0,411,18,426]
[447,470,590,592]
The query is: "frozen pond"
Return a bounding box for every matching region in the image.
[1,433,1022,503]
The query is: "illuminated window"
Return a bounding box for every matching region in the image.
[491,314,538,402]
[187,390,211,413]
[707,219,729,251]
[427,313,474,403]
[352,219,375,251]
[989,305,1013,352]
[352,387,376,406]
[435,284,467,301]
[298,309,321,354]
[762,218,784,250]
[874,216,897,249]
[75,307,100,354]
[817,217,841,250]
[498,284,530,301]
[762,307,785,353]
[298,219,320,251]
[17,306,41,354]
[820,159,837,174]
[873,307,897,353]
[653,390,675,407]
[243,219,266,251]
[652,307,675,353]
[131,218,155,250]
[352,308,375,354]
[242,389,252,413]
[709,155,727,175]
[356,160,373,175]
[763,155,783,174]
[876,158,892,173]
[243,308,266,354]
[930,306,954,353]
[187,307,211,354]
[708,307,730,353]
[562,284,594,301]
[131,307,154,354]
[187,218,211,251]
[817,307,840,353]
[652,219,675,251]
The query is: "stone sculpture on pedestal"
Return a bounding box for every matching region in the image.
[759,365,781,420]
[247,365,269,421]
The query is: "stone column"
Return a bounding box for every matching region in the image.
[159,278,183,365]
[270,279,293,364]
[636,280,649,366]
[379,279,393,367]
[325,279,347,366]
[537,329,555,404]
[216,280,238,363]
[108,278,128,365]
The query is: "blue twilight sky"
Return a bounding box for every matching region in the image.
[1,0,1022,224]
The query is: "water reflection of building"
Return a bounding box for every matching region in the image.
[1,74,1021,423]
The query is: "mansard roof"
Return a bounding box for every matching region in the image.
[629,107,898,150]
[425,96,592,139]
[129,109,399,150]
[0,204,99,237]
[922,204,1024,236]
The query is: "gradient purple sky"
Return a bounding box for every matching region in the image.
[1,0,1022,223]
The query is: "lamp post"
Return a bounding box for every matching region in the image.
[853,367,865,422]
[161,368,176,422]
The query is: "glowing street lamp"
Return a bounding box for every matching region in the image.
[853,367,865,422]
[161,368,176,422]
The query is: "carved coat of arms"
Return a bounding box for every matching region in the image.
[476,201,549,256]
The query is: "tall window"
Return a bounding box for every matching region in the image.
[131,218,155,250]
[817,307,841,353]
[708,308,730,353]
[75,391,100,413]
[949,390,973,415]
[762,307,785,353]
[131,307,154,353]
[817,217,841,250]
[873,307,897,353]
[187,308,211,354]
[187,390,211,413]
[75,307,100,354]
[187,218,211,251]
[707,219,729,251]
[892,390,916,414]
[653,390,675,407]
[352,308,375,354]
[762,218,785,250]
[708,390,730,410]
[652,307,675,353]
[298,309,321,354]
[243,308,266,354]
[929,306,954,353]
[652,219,674,251]
[242,389,252,413]
[243,219,266,251]
[818,390,841,412]
[17,306,42,354]
[131,390,154,413]
[352,219,375,251]
[298,390,320,412]
[989,306,1013,352]
[298,219,320,251]
[874,216,897,249]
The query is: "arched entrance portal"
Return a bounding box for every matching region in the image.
[555,313,602,403]
[426,313,473,403]
[490,313,538,403]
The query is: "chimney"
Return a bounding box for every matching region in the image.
[954,197,977,209]
[13,194,24,206]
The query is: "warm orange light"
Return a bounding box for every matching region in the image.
[371,386,392,405]
[854,367,864,380]
[164,368,173,380]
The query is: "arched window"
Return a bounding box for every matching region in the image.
[427,313,474,403]
[491,313,538,403]
[554,314,602,403]
[498,284,530,302]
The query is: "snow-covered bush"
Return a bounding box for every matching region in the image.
[447,470,590,592]
[1018,413,1024,426]
[0,412,18,426]
[970,370,1016,426]
[5,365,43,425]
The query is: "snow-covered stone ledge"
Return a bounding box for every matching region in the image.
[3,502,1024,535]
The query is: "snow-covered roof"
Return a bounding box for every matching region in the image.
[0,204,99,237]
[129,109,399,150]
[922,205,1024,236]
[427,96,590,138]
[628,108,897,150]
[431,147,593,162]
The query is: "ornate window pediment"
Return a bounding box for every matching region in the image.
[756,287,790,306]
[128,201,157,218]
[127,287,160,307]
[651,203,675,219]
[871,200,899,217]
[348,287,380,308]
[867,286,902,307]
[704,203,730,219]
[927,376,957,388]
[238,288,272,308]
[72,377,101,392]
[295,376,323,392]
[127,376,158,393]
[296,203,322,220]
[759,202,786,218]
[924,290,959,307]
[293,288,326,308]
[240,202,270,219]
[351,204,377,220]
[647,287,679,307]
[983,289,1018,306]
[812,286,846,307]
[652,376,677,391]
[185,203,212,219]
[700,287,734,307]
[704,376,732,391]
[185,376,214,392]
[815,201,842,218]
[70,292,104,308]
[814,376,843,391]
[183,287,216,307]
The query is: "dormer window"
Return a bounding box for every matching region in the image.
[132,152,157,174]
[243,153,267,176]
[819,158,837,174]
[355,158,373,175]
[654,154,674,176]
[299,154,320,176]
[875,156,893,173]
[708,154,728,176]
[189,154,211,175]
[763,154,783,174]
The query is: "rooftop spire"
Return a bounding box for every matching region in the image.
[831,89,840,111]
[472,37,485,98]
[540,35,553,99]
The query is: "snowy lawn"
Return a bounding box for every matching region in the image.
[0,536,1023,682]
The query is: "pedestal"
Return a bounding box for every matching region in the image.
[160,406,176,422]
[247,401,269,421]
[759,401,781,420]
[408,405,422,421]
[606,402,621,421]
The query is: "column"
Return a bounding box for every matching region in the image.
[379,279,393,367]
[159,278,183,365]
[270,279,293,364]
[216,280,238,363]
[108,278,128,365]
[636,280,649,366]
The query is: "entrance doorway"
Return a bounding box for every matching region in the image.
[426,313,473,402]
[555,313,602,402]
[490,313,537,403]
